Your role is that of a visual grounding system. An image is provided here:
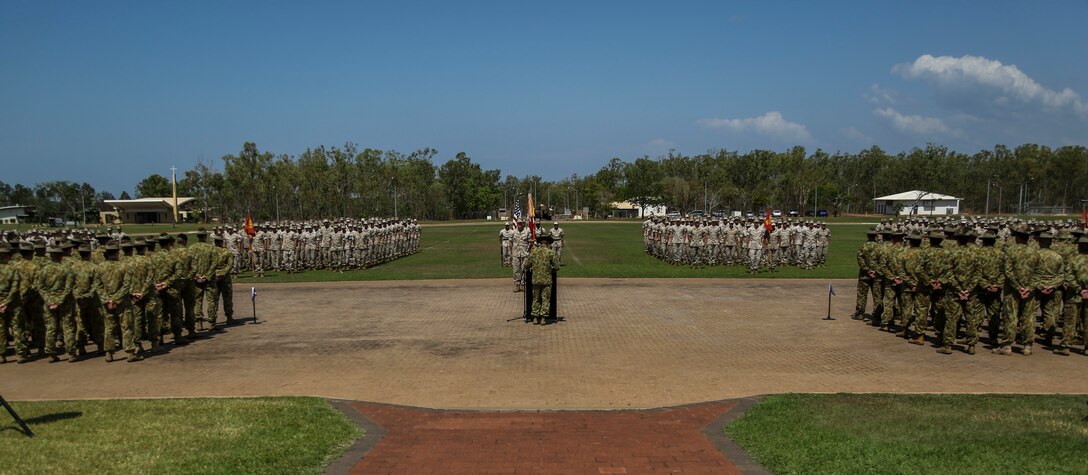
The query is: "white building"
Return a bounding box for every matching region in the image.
[873,190,961,216]
[100,197,196,224]
[610,201,667,219]
[0,205,33,224]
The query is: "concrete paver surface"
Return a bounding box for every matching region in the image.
[3,278,1085,408]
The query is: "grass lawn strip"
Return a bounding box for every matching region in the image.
[0,397,362,474]
[726,394,1088,474]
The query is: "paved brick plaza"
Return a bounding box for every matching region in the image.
[2,278,1086,407]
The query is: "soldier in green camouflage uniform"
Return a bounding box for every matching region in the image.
[94,241,131,362]
[523,235,559,324]
[973,233,1005,345]
[919,232,952,347]
[1053,229,1081,349]
[36,246,76,362]
[996,228,1039,356]
[71,243,102,355]
[209,236,234,327]
[150,234,187,345]
[1034,232,1065,348]
[878,231,904,331]
[854,231,880,320]
[1055,235,1088,355]
[940,232,980,354]
[898,234,926,343]
[122,241,153,358]
[0,244,20,363]
[188,229,216,327]
[12,243,42,362]
[174,234,199,336]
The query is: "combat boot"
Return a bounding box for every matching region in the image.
[908,335,925,346]
[851,313,863,321]
[936,346,953,354]
[1053,347,1070,356]
[966,344,976,355]
[1021,344,1033,356]
[894,330,907,338]
[126,353,144,362]
[17,354,29,364]
[105,351,114,362]
[991,345,1011,356]
[47,354,59,363]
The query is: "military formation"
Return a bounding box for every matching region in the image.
[217,218,421,276]
[0,228,234,364]
[855,216,1088,357]
[501,221,565,292]
[643,217,830,272]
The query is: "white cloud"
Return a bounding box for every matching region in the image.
[893,54,1087,116]
[841,126,873,144]
[864,83,900,105]
[873,107,958,136]
[696,111,812,141]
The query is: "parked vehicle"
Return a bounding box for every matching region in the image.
[771,209,783,217]
[787,209,799,217]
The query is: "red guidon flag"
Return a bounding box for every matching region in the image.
[243,213,256,238]
[527,193,537,241]
[764,208,773,232]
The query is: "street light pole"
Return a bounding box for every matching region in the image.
[985,178,991,216]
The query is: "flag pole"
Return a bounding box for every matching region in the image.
[251,287,259,324]
[824,283,835,320]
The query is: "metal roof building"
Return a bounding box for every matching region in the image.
[873,190,961,216]
[100,197,196,224]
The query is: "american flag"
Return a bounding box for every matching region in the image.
[513,200,522,222]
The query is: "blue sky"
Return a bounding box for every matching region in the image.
[2,1,1086,194]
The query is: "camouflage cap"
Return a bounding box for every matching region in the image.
[46,245,64,254]
[0,243,10,254]
[77,243,92,253]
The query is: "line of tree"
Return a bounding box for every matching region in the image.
[2,142,1086,224]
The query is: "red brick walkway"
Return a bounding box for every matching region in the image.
[345,401,744,474]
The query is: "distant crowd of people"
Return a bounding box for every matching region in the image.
[643,217,830,272]
[855,216,1088,356]
[213,218,421,276]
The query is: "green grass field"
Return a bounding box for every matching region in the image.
[726,394,1088,474]
[0,397,361,474]
[236,221,867,283]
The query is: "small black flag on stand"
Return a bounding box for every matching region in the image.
[251,287,260,324]
[824,283,836,320]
